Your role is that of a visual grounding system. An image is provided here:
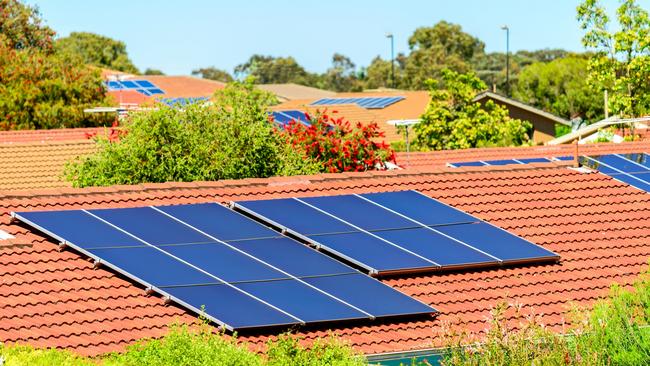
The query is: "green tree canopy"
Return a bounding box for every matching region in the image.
[578,0,650,117]
[414,69,532,150]
[0,0,55,51]
[143,68,165,75]
[55,32,139,73]
[0,37,114,130]
[191,66,233,82]
[320,53,362,92]
[514,55,604,123]
[234,55,316,85]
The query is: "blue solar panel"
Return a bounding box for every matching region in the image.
[303,274,433,317]
[308,232,437,274]
[235,198,354,236]
[137,89,152,96]
[163,284,300,329]
[89,246,219,287]
[360,190,476,226]
[589,154,650,174]
[375,228,499,268]
[88,207,213,246]
[120,80,138,89]
[488,159,522,166]
[517,157,552,163]
[610,172,650,191]
[451,161,487,167]
[301,195,417,231]
[623,153,650,169]
[311,97,404,109]
[106,81,123,90]
[14,202,437,330]
[156,203,278,241]
[235,279,368,322]
[147,88,165,95]
[282,110,310,124]
[435,222,558,263]
[16,210,142,249]
[134,80,155,88]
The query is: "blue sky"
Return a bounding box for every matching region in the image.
[28,0,638,75]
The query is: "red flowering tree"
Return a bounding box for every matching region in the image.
[276,110,396,173]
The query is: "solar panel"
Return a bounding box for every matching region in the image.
[120,80,138,89]
[134,80,155,88]
[13,202,435,330]
[235,190,560,275]
[147,88,165,95]
[271,110,311,127]
[310,97,405,109]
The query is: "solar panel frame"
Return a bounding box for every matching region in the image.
[134,80,156,88]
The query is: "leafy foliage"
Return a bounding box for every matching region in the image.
[277,111,396,173]
[65,81,317,187]
[235,54,316,85]
[514,55,604,122]
[0,0,55,51]
[55,32,138,73]
[191,66,233,82]
[320,53,363,92]
[0,37,114,130]
[441,265,650,365]
[143,68,164,75]
[577,0,650,117]
[265,333,365,366]
[414,69,532,150]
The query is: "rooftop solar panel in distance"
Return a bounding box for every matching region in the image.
[451,161,487,167]
[611,172,650,191]
[591,154,650,174]
[106,81,123,90]
[517,157,552,163]
[134,80,155,88]
[120,80,138,89]
[147,88,165,95]
[622,153,650,169]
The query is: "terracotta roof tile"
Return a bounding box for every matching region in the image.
[0,142,649,356]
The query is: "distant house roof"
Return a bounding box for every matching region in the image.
[1,140,649,357]
[473,91,571,126]
[257,83,336,102]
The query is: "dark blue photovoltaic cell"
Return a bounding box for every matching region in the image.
[120,80,138,88]
[612,172,650,191]
[282,110,308,122]
[451,161,487,167]
[236,198,354,235]
[580,156,621,174]
[518,157,552,163]
[591,154,650,173]
[88,207,212,245]
[487,159,521,166]
[161,243,289,283]
[89,246,219,287]
[16,210,143,249]
[235,279,368,322]
[156,203,278,241]
[228,237,355,277]
[304,274,435,317]
[361,190,476,226]
[271,112,292,125]
[623,153,650,169]
[632,172,650,183]
[301,195,416,231]
[435,222,559,263]
[309,232,436,272]
[134,80,155,88]
[375,227,498,267]
[311,97,404,109]
[554,156,573,161]
[106,81,123,90]
[147,88,165,95]
[163,284,300,329]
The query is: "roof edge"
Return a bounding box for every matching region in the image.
[473,91,571,126]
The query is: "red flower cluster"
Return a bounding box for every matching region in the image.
[275,110,396,173]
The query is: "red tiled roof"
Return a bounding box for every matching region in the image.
[1,141,649,356]
[0,128,105,145]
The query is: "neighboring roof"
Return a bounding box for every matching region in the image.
[0,128,105,144]
[1,141,649,356]
[396,141,650,169]
[473,91,571,126]
[257,83,336,102]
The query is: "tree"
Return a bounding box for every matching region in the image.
[514,55,604,123]
[321,53,362,92]
[0,37,114,130]
[414,69,532,150]
[143,68,165,75]
[577,0,650,117]
[191,66,233,82]
[234,55,316,85]
[402,21,484,89]
[55,32,139,73]
[0,0,55,51]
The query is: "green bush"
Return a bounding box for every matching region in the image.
[65,82,320,187]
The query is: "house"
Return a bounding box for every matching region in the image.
[473,91,571,145]
[256,83,336,102]
[1,127,649,363]
[101,69,226,108]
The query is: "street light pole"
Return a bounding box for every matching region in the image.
[386,33,395,88]
[501,25,510,96]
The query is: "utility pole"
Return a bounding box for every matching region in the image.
[386,33,395,88]
[501,25,510,96]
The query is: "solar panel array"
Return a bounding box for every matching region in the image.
[14,203,435,331]
[580,153,650,192]
[449,156,572,167]
[106,80,165,96]
[159,97,210,107]
[310,96,404,109]
[235,190,559,275]
[270,110,311,127]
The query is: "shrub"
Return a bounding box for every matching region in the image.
[414,69,532,150]
[65,82,320,187]
[277,110,396,173]
[265,333,365,366]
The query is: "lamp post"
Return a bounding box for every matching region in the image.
[501,25,510,96]
[386,33,395,88]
